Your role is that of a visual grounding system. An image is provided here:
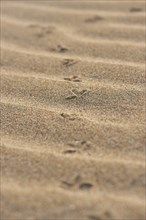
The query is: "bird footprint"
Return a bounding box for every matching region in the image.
[68,140,91,150]
[64,75,81,82]
[66,89,90,99]
[130,7,142,12]
[28,24,54,38]
[60,113,76,121]
[61,175,94,191]
[62,59,78,67]
[79,183,93,190]
[85,16,103,23]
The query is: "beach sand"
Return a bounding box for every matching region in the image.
[1,0,145,219]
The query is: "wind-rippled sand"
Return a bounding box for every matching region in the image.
[1,0,145,219]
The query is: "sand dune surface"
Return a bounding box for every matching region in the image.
[1,0,146,219]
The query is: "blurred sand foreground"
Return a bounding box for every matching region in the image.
[1,0,145,219]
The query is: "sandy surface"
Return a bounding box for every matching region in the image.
[1,0,146,219]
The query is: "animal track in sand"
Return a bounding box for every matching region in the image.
[74,175,82,183]
[85,16,104,23]
[72,89,90,96]
[130,8,142,12]
[63,149,77,154]
[61,181,74,188]
[65,89,90,100]
[50,45,69,53]
[64,75,81,82]
[60,113,76,121]
[61,175,94,191]
[79,183,93,190]
[28,24,54,37]
[65,94,77,100]
[57,45,68,53]
[68,140,91,151]
[62,59,78,67]
[63,140,92,155]
[88,211,112,220]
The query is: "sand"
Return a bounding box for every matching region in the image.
[1,0,145,219]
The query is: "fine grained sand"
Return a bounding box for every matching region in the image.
[1,0,145,219]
